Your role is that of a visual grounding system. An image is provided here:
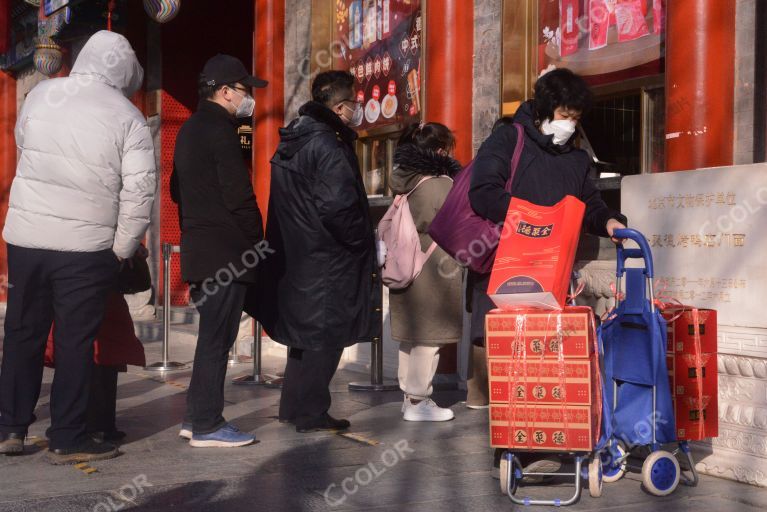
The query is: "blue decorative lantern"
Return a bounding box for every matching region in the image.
[143,0,181,24]
[34,41,63,76]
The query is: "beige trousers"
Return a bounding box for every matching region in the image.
[398,343,441,400]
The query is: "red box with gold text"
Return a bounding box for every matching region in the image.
[488,358,596,405]
[486,307,594,359]
[489,404,597,451]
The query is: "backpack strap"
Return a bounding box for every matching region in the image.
[404,175,455,261]
[406,175,451,260]
[424,241,438,259]
[505,123,525,193]
[404,175,435,197]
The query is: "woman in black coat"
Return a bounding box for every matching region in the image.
[467,68,627,477]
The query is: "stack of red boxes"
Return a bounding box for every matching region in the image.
[663,308,718,440]
[486,306,600,452]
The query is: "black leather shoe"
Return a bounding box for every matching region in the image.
[295,414,350,433]
[0,432,24,455]
[90,430,127,443]
[46,438,120,465]
[103,430,127,442]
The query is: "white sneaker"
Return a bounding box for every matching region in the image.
[178,423,192,440]
[403,398,455,422]
[401,395,408,413]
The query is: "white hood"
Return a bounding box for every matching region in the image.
[70,30,144,98]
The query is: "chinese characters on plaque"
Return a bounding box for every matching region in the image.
[622,164,767,328]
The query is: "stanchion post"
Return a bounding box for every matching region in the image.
[145,243,188,372]
[232,321,277,385]
[349,269,398,391]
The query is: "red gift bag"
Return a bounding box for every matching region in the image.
[488,195,585,310]
[45,291,146,369]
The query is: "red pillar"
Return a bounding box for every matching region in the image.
[0,71,16,300]
[0,0,9,55]
[424,0,473,373]
[665,0,735,172]
[424,0,474,165]
[253,0,285,226]
[0,0,15,299]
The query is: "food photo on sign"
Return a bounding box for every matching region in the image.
[334,0,422,132]
[538,0,664,85]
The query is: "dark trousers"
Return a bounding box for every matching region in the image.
[279,347,343,428]
[0,245,117,449]
[468,270,494,347]
[86,365,119,434]
[185,281,247,434]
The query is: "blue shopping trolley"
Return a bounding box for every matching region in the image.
[598,228,699,496]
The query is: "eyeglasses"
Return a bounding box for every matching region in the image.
[228,85,250,95]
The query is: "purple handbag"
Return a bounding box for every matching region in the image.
[428,123,524,274]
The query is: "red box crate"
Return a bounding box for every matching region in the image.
[675,394,719,440]
[486,307,594,359]
[664,308,717,354]
[489,403,597,451]
[488,359,594,405]
[671,352,717,398]
[663,307,719,440]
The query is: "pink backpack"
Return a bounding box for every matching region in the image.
[378,176,450,289]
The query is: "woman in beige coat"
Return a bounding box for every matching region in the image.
[388,123,463,422]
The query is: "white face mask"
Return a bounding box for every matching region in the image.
[231,89,255,118]
[541,118,577,145]
[342,101,364,127]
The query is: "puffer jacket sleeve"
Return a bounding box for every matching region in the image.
[469,125,516,224]
[14,93,30,149]
[578,153,628,237]
[113,119,157,259]
[312,141,370,251]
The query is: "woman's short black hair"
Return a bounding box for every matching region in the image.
[398,122,456,153]
[311,70,355,107]
[533,68,593,123]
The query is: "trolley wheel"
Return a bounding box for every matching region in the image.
[601,443,628,483]
[499,452,519,496]
[588,456,603,498]
[641,450,681,496]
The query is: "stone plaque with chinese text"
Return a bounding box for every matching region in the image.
[622,164,767,328]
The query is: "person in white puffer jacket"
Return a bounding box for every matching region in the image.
[0,31,156,465]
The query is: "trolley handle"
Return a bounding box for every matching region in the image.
[614,228,654,278]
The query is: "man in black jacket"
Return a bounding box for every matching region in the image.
[171,54,267,448]
[263,71,375,433]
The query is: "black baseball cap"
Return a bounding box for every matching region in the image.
[200,54,268,89]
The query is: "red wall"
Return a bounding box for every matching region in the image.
[253,0,285,227]
[0,71,15,301]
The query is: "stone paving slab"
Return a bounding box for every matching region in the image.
[0,337,764,512]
